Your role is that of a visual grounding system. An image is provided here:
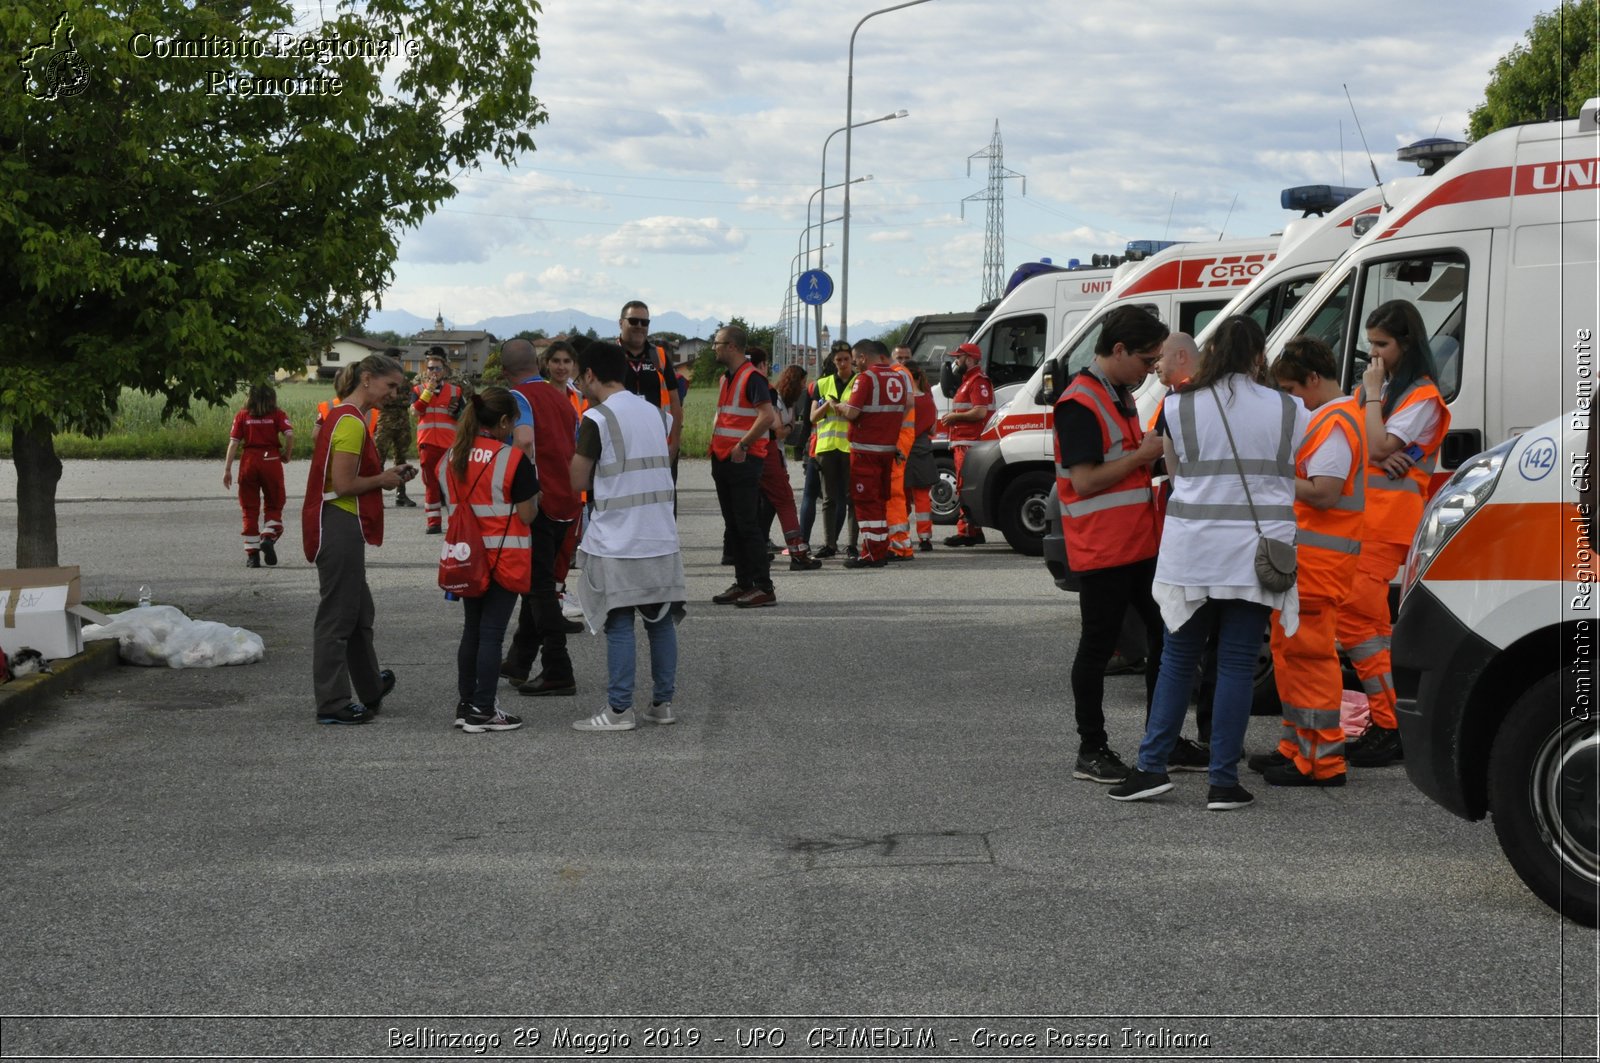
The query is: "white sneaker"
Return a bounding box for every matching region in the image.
[572,707,635,732]
[642,701,677,725]
[560,593,585,620]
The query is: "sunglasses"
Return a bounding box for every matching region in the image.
[625,317,650,328]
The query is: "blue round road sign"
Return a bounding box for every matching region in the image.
[797,269,834,306]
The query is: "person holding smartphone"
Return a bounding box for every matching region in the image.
[1341,299,1452,768]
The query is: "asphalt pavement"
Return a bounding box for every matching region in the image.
[0,458,1594,1060]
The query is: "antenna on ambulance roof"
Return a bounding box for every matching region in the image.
[1162,191,1177,241]
[1342,83,1390,211]
[1217,193,1238,240]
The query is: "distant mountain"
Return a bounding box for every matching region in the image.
[364,306,908,343]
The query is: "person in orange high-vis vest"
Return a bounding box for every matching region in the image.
[941,342,993,546]
[839,340,914,568]
[708,326,778,607]
[316,399,378,434]
[412,348,465,533]
[1257,337,1368,786]
[440,387,539,734]
[884,347,919,559]
[1340,300,1452,768]
[302,352,411,726]
[1054,307,1169,785]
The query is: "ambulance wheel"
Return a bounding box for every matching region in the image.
[1486,669,1599,926]
[997,471,1053,557]
[931,455,959,525]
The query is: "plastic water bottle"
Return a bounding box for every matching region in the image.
[138,585,152,607]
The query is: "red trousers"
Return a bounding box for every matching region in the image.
[759,446,803,546]
[1337,540,1408,730]
[238,448,285,553]
[1271,597,1347,779]
[850,450,895,562]
[419,443,448,529]
[953,445,981,538]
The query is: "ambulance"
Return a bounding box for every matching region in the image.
[1393,408,1597,925]
[1261,97,1600,486]
[956,231,1289,554]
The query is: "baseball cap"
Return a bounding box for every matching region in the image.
[954,342,981,359]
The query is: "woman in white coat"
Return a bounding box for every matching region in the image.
[1110,316,1308,811]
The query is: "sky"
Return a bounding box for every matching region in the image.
[365,0,1548,339]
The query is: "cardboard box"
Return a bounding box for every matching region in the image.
[0,567,112,662]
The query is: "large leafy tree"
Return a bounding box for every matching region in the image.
[1,1,545,565]
[1469,0,1598,140]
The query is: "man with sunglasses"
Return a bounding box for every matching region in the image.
[617,301,683,470]
[1053,305,1170,786]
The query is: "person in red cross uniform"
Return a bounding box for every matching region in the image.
[222,383,293,568]
[838,339,914,569]
[940,341,994,546]
[412,346,466,533]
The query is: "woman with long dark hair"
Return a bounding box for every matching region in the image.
[223,383,293,568]
[1340,299,1451,767]
[1110,315,1307,810]
[442,387,540,733]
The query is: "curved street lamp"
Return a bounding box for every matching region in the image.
[818,112,904,273]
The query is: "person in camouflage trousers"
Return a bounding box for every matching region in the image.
[374,350,418,508]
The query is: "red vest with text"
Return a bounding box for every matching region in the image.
[711,361,770,459]
[510,378,581,521]
[1053,371,1159,572]
[845,363,911,453]
[412,382,461,448]
[301,404,385,561]
[445,437,532,594]
[1294,396,1368,602]
[1358,378,1451,545]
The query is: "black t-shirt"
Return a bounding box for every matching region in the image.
[1054,369,1136,469]
[509,451,540,503]
[727,366,773,408]
[624,348,678,408]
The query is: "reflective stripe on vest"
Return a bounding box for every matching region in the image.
[415,383,459,446]
[711,361,769,459]
[845,365,909,452]
[444,439,531,592]
[814,374,854,454]
[948,368,992,443]
[1361,378,1450,544]
[591,402,675,490]
[1053,372,1159,571]
[1293,399,1367,596]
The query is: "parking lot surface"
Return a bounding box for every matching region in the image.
[0,459,1595,1059]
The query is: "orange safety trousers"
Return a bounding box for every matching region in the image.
[910,484,932,542]
[885,461,913,557]
[1271,597,1347,778]
[1336,540,1408,730]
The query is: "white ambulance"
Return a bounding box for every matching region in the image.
[1393,407,1597,925]
[1261,98,1600,485]
[958,232,1287,554]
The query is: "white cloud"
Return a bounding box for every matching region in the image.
[596,216,747,260]
[537,265,613,293]
[869,231,913,244]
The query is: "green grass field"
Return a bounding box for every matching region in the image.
[1,382,722,460]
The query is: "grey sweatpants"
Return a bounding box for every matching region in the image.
[312,505,383,716]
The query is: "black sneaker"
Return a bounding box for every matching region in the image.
[259,537,278,567]
[426,525,442,535]
[790,553,822,571]
[842,556,887,569]
[1347,725,1403,767]
[317,703,371,725]
[1207,783,1255,811]
[362,668,396,716]
[394,491,418,508]
[452,700,473,730]
[846,546,859,560]
[459,704,524,733]
[245,552,261,568]
[1104,651,1146,676]
[1167,737,1210,773]
[942,534,971,547]
[1247,750,1292,774]
[918,539,933,552]
[814,545,838,559]
[1263,762,1347,787]
[1108,768,1173,802]
[1072,746,1131,783]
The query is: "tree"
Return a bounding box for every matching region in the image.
[513,328,547,342]
[875,322,911,350]
[2,0,545,565]
[1469,0,1598,140]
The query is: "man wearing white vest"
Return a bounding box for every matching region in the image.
[567,342,686,732]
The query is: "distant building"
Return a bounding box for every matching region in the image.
[315,335,393,379]
[403,311,494,376]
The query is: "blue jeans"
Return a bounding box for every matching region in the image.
[605,605,678,711]
[1137,598,1271,786]
[457,580,519,711]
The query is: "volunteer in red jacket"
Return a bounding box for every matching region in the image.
[1258,336,1368,786]
[412,347,465,534]
[301,352,411,726]
[1054,306,1169,784]
[497,338,582,695]
[222,383,292,569]
[441,387,539,734]
[838,339,914,569]
[709,325,779,607]
[1341,299,1452,767]
[940,342,993,546]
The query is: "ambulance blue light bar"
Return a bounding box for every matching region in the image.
[1280,185,1364,216]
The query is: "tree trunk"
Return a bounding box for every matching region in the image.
[13,417,62,569]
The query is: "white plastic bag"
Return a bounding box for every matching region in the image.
[82,604,265,669]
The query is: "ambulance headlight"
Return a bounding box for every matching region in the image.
[1401,438,1515,601]
[983,409,1002,436]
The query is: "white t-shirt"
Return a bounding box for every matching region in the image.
[1382,386,1443,446]
[1305,425,1354,481]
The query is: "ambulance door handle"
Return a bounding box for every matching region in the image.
[1439,429,1482,471]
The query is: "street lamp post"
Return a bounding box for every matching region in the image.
[818,112,904,275]
[841,0,935,341]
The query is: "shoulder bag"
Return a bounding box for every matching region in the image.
[1208,388,1297,593]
